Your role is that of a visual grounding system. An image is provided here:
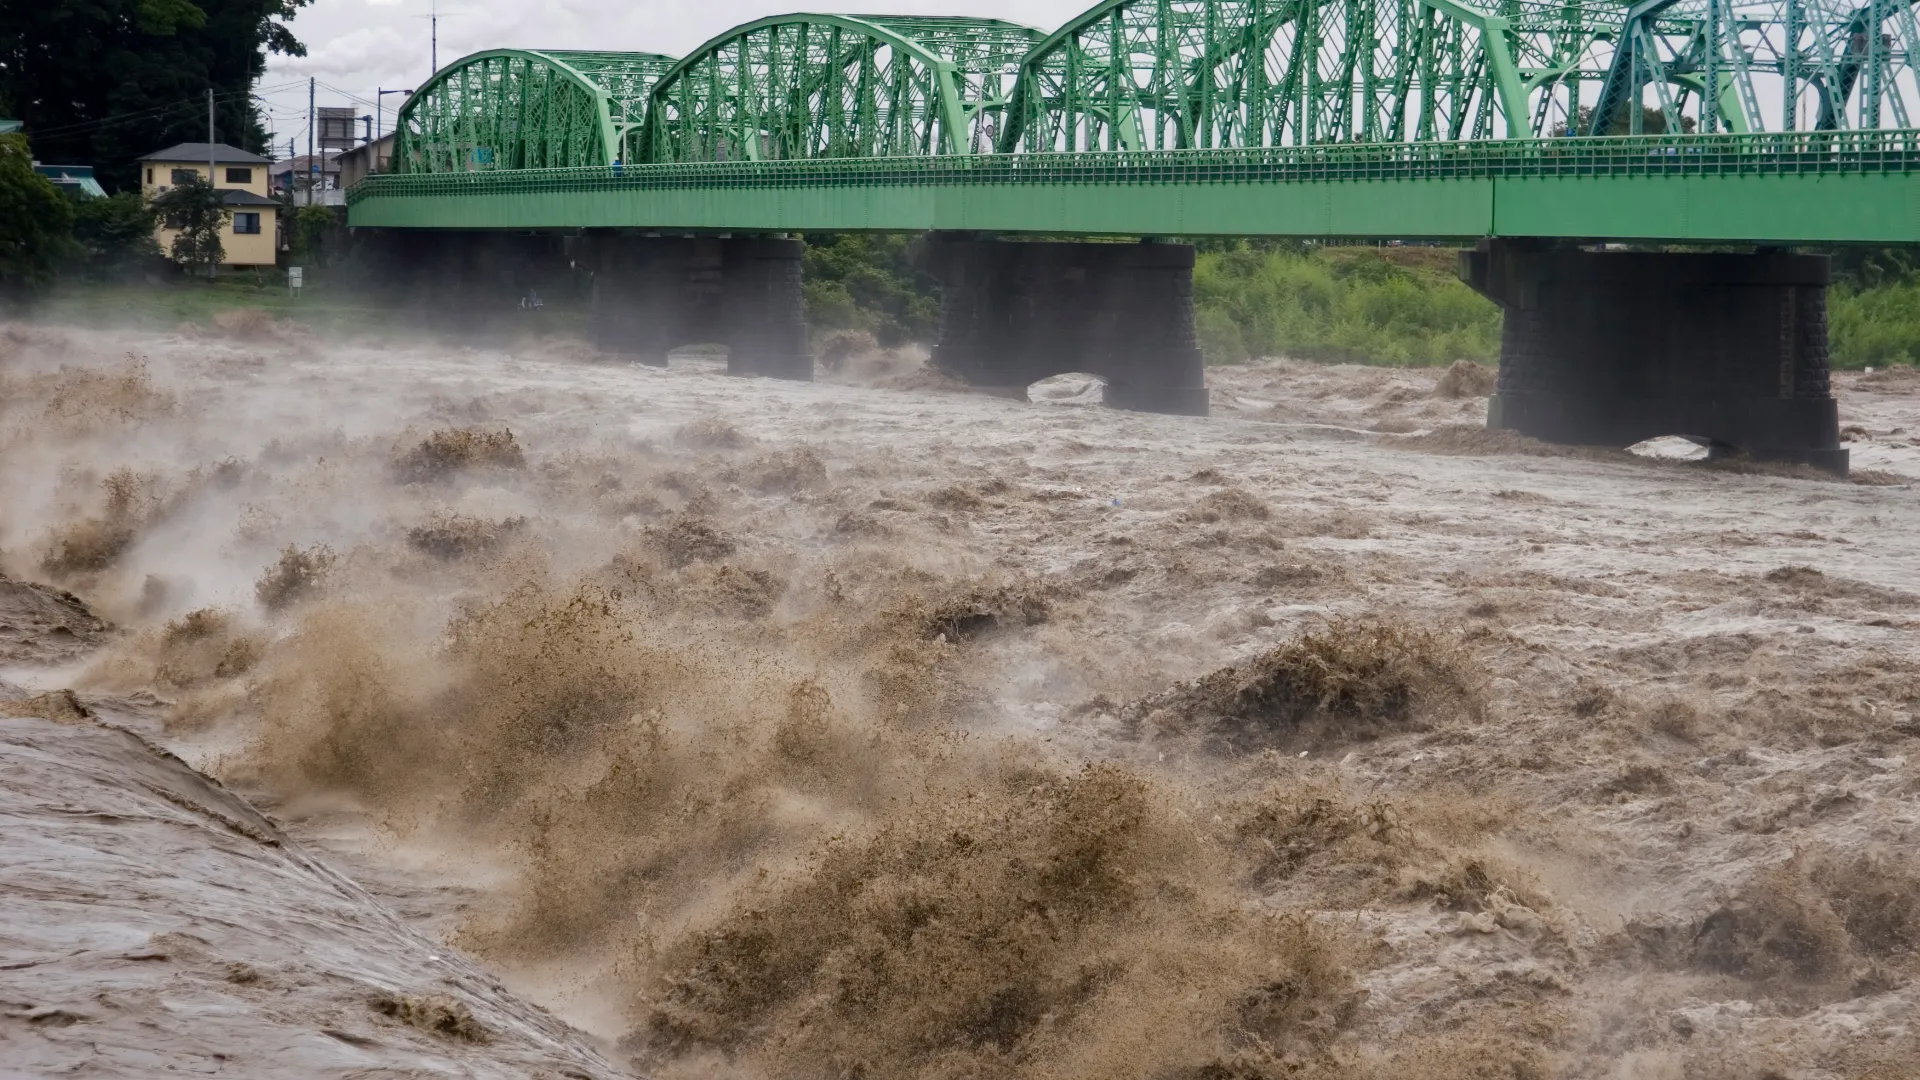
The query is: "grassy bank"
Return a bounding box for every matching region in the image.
[1830,281,1920,369]
[19,277,388,334]
[1194,243,1920,370]
[12,275,590,342]
[1193,244,1501,366]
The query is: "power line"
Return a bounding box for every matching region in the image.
[316,81,380,109]
[23,82,305,139]
[23,90,256,138]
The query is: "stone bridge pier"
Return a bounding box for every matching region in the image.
[354,229,811,381]
[358,229,575,325]
[1461,240,1847,473]
[582,234,811,380]
[914,236,1211,416]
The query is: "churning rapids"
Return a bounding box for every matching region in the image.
[3,317,1920,1079]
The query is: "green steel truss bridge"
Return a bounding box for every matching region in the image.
[352,0,1920,242]
[350,0,1910,470]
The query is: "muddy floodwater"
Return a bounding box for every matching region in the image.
[3,321,1918,1079]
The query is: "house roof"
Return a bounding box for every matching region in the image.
[335,133,394,160]
[140,142,270,164]
[33,164,107,198]
[0,119,22,135]
[219,189,281,207]
[268,154,341,175]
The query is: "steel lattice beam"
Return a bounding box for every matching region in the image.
[635,15,1043,163]
[384,0,1920,178]
[392,49,677,173]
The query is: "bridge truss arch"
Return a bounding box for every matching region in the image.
[1588,0,1920,135]
[636,14,1044,163]
[383,1,1920,179]
[998,0,1572,151]
[998,0,1920,150]
[393,49,678,173]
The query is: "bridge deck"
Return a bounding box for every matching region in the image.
[348,132,1920,243]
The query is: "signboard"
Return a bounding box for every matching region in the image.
[288,267,304,289]
[318,107,359,150]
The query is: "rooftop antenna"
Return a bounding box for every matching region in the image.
[415,1,463,75]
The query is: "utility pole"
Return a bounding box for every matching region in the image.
[207,88,218,279]
[307,77,315,207]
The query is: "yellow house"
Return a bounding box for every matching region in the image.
[137,143,281,268]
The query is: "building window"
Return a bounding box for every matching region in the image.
[146,168,153,184]
[225,167,253,184]
[171,168,199,185]
[233,212,261,235]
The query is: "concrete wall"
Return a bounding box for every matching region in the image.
[337,135,394,190]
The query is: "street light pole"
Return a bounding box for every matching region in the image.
[376,87,414,145]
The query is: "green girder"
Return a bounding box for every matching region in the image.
[350,129,1920,243]
[393,49,678,173]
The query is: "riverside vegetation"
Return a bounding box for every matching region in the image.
[7,201,1920,370]
[800,236,1920,370]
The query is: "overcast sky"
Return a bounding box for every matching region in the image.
[256,0,1094,154]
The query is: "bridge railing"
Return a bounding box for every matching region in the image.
[348,129,1920,204]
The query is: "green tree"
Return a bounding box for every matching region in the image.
[0,0,310,192]
[1551,104,1698,137]
[1192,244,1501,365]
[288,204,336,262]
[69,190,162,275]
[801,233,941,345]
[0,132,76,288]
[150,172,225,273]
[1823,245,1920,290]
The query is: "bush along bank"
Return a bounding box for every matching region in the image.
[1192,243,1503,366]
[1190,241,1920,370]
[1829,281,1920,369]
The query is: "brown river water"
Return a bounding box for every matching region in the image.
[3,319,1919,1078]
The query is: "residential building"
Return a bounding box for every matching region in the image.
[269,153,344,206]
[138,142,281,268]
[4,118,106,196]
[336,133,395,190]
[33,164,107,198]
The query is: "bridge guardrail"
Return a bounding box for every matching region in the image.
[347,130,1920,205]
